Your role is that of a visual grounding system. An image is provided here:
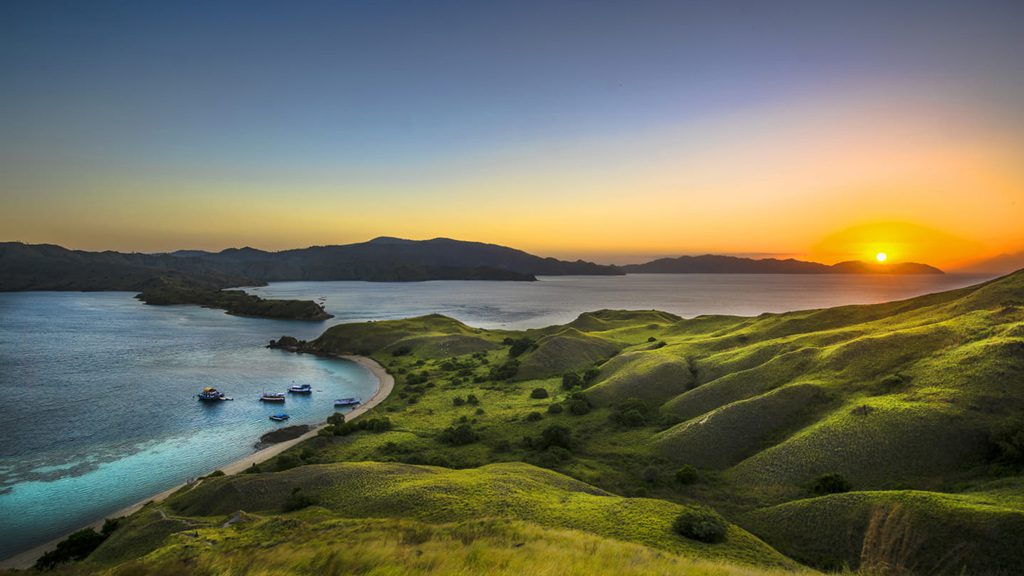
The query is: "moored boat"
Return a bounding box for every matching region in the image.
[197,387,232,401]
[288,383,313,394]
[334,397,361,407]
[269,413,290,422]
[260,392,286,403]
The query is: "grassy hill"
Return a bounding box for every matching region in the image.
[34,269,1024,575]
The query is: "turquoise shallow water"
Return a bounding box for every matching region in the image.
[0,293,377,560]
[0,273,992,560]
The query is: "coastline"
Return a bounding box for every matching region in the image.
[0,354,394,571]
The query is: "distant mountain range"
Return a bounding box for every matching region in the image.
[0,238,944,292]
[954,251,1024,275]
[621,254,943,275]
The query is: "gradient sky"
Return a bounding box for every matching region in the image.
[2,0,1022,267]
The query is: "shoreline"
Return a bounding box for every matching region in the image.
[0,354,394,571]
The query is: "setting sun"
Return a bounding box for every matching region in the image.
[876,252,888,263]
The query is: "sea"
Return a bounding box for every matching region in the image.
[0,273,992,560]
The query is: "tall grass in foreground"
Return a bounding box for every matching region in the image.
[94,518,819,576]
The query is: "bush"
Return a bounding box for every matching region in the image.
[538,424,572,450]
[675,465,699,485]
[547,403,564,414]
[990,415,1024,466]
[647,336,657,342]
[526,411,543,422]
[507,337,536,358]
[439,424,479,446]
[282,487,318,512]
[582,367,601,385]
[561,372,581,390]
[566,392,592,416]
[466,394,480,405]
[391,345,412,356]
[609,397,649,427]
[452,396,466,406]
[642,466,659,484]
[811,473,852,495]
[530,388,549,399]
[488,359,520,381]
[672,506,728,543]
[35,528,108,569]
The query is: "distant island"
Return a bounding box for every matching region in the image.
[621,254,943,275]
[0,238,944,320]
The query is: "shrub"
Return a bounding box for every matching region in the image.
[561,372,581,390]
[566,392,592,416]
[990,415,1024,466]
[538,424,572,450]
[275,452,303,472]
[582,366,601,385]
[526,411,543,422]
[547,403,564,414]
[439,424,479,446]
[609,397,649,427]
[642,466,659,484]
[507,337,536,358]
[530,388,549,399]
[647,336,657,342]
[811,473,852,495]
[488,359,520,381]
[452,396,466,406]
[675,465,699,485]
[282,487,318,512]
[466,394,480,405]
[391,345,412,356]
[672,506,728,543]
[35,528,108,569]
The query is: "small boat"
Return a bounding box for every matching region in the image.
[334,397,361,408]
[269,413,290,422]
[197,387,232,402]
[288,384,313,394]
[259,392,286,403]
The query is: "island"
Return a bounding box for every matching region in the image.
[136,278,332,321]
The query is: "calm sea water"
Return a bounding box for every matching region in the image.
[249,273,992,330]
[0,273,992,560]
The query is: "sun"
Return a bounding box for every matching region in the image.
[875,252,888,263]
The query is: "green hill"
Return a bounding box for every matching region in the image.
[40,269,1024,575]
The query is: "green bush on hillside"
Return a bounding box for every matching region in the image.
[488,359,520,381]
[505,337,537,358]
[282,487,318,512]
[566,392,592,415]
[810,473,852,495]
[547,403,564,414]
[34,528,109,569]
[989,415,1024,466]
[672,506,728,544]
[538,425,573,450]
[439,424,479,446]
[561,372,581,389]
[609,397,650,427]
[582,366,601,385]
[675,465,699,485]
[530,388,549,399]
[526,411,543,422]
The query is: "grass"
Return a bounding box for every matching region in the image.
[81,518,819,576]
[48,268,1024,575]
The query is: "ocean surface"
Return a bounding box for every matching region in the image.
[0,273,992,560]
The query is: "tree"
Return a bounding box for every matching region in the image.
[439,423,479,446]
[561,372,581,390]
[672,506,728,543]
[538,424,572,450]
[675,465,699,485]
[811,473,852,495]
[530,388,549,399]
[566,392,592,416]
[507,337,536,358]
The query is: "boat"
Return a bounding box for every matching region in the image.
[334,397,362,408]
[269,413,290,422]
[259,392,286,403]
[288,383,313,394]
[197,387,232,401]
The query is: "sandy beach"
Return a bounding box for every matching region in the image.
[0,355,394,570]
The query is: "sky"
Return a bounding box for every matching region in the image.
[1,0,1022,268]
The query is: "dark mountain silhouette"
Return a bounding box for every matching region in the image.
[621,254,943,274]
[0,238,621,291]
